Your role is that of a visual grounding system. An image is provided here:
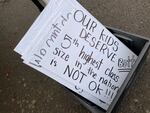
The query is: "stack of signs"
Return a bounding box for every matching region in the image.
[14,0,137,110]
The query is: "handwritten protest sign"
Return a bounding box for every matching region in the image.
[14,0,137,110]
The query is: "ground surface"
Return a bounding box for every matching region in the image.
[0,0,150,113]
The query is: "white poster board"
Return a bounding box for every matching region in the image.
[14,0,137,110]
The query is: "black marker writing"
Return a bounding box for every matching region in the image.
[78,46,103,70]
[63,65,87,83]
[79,28,117,63]
[53,47,69,61]
[74,9,97,33]
[88,81,103,95]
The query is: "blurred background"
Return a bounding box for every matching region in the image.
[0,0,150,113]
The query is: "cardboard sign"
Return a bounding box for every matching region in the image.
[14,0,137,110]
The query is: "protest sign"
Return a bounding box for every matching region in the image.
[14,0,137,110]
